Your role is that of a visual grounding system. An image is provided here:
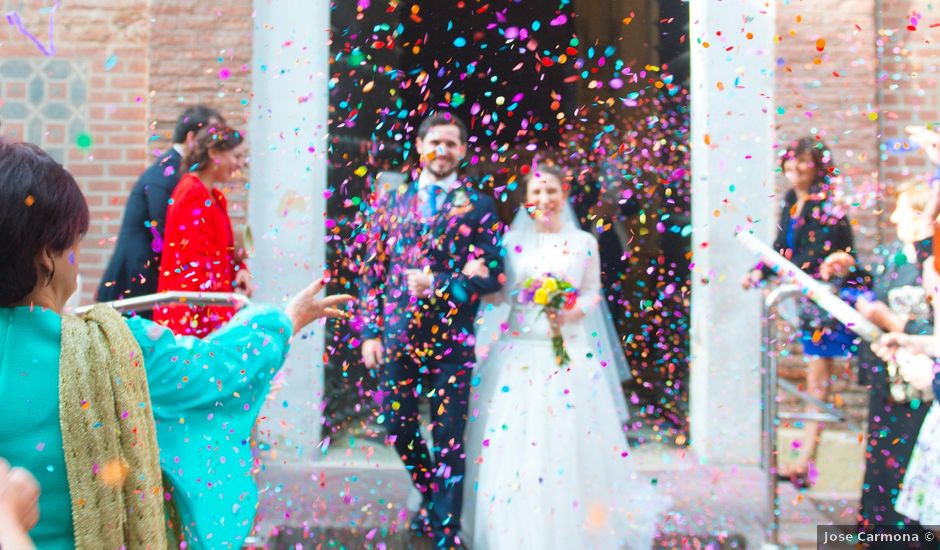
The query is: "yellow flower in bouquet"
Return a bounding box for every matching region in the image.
[519,273,579,366]
[533,288,549,305]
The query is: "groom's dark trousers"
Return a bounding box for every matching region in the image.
[380,350,472,532]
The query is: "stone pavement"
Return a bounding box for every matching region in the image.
[245,436,856,549]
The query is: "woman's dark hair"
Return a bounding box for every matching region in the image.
[781,137,835,193]
[183,125,244,173]
[172,105,224,144]
[0,139,89,306]
[524,162,570,194]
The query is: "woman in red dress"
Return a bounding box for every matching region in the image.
[154,125,250,336]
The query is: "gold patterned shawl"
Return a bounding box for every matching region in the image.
[59,304,167,549]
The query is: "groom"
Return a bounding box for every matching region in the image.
[360,113,504,547]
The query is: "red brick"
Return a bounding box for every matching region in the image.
[108,163,148,178]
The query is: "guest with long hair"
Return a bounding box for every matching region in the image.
[155,124,250,337]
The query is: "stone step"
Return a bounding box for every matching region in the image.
[776,427,865,499]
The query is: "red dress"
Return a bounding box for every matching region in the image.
[154,172,241,337]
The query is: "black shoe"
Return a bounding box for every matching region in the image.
[409,498,432,535]
[432,527,464,549]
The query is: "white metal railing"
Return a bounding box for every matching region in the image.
[76,291,251,315]
[761,284,861,547]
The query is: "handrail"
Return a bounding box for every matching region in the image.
[75,291,251,315]
[776,379,847,424]
[761,284,859,547]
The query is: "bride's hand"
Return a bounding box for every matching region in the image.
[547,308,577,328]
[547,309,562,329]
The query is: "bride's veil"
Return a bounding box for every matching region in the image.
[474,201,633,424]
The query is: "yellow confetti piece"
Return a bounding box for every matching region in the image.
[24,195,35,206]
[354,166,368,177]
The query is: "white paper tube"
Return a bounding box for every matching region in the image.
[736,231,883,342]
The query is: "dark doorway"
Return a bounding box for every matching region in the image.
[325,0,691,445]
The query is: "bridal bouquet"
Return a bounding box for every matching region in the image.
[519,274,578,366]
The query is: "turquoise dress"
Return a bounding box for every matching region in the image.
[0,304,293,549]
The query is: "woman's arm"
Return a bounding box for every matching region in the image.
[131,305,293,414]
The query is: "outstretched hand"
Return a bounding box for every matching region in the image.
[285,278,354,335]
[907,125,940,166]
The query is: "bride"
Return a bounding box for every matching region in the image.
[461,163,670,549]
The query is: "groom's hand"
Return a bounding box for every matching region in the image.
[461,258,490,279]
[362,338,385,369]
[404,269,432,297]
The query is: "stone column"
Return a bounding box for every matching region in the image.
[250,0,330,461]
[689,0,776,464]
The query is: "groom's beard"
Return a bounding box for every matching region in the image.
[423,159,460,180]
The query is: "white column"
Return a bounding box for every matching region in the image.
[689,0,775,464]
[250,0,330,461]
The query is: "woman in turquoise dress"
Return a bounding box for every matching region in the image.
[0,139,352,549]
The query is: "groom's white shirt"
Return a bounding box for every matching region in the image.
[417,170,458,213]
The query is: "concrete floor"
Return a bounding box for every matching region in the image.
[244,434,856,549]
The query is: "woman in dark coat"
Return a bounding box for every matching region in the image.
[742,137,867,485]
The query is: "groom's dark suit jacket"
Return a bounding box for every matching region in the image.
[361,177,504,363]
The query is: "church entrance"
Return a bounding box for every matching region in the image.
[323,0,691,451]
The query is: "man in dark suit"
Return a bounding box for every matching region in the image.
[360,113,504,548]
[97,105,224,306]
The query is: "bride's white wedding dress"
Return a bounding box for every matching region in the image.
[463,226,670,549]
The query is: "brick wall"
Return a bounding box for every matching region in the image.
[0,0,255,304]
[774,0,882,255]
[146,0,254,268]
[772,0,940,426]
[147,0,253,161]
[878,0,940,187]
[0,0,151,302]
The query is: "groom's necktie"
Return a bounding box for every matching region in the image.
[423,184,443,220]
